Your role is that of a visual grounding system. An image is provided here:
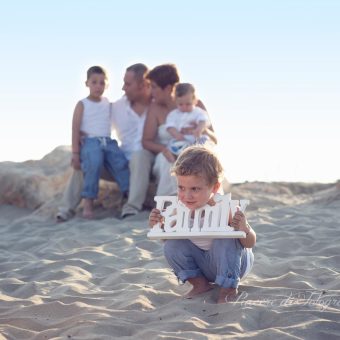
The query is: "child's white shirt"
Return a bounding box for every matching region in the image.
[188,216,212,250]
[165,106,209,131]
[80,97,111,137]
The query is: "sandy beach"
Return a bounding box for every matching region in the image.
[0,147,339,339]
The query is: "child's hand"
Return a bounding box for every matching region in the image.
[192,128,202,139]
[176,133,186,141]
[207,197,216,206]
[230,208,250,234]
[149,208,164,228]
[71,154,81,170]
[180,122,197,135]
[207,193,223,206]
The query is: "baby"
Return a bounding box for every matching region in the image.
[165,83,210,155]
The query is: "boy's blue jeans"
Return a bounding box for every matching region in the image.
[163,239,254,288]
[80,137,129,199]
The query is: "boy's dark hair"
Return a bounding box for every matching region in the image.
[175,83,195,98]
[171,145,224,186]
[126,63,149,82]
[146,64,179,89]
[87,66,107,80]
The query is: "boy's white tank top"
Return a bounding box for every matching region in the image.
[80,97,111,137]
[189,217,212,250]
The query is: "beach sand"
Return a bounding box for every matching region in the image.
[0,148,339,339]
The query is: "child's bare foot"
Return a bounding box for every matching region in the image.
[184,277,213,299]
[217,287,238,304]
[83,199,94,219]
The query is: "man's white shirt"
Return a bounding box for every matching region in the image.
[111,96,147,160]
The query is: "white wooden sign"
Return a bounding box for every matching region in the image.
[147,193,249,240]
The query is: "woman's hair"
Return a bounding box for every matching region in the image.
[171,145,224,186]
[86,66,108,80]
[146,64,179,89]
[175,83,195,98]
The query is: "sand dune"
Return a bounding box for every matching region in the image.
[0,149,339,339]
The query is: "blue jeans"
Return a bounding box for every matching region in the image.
[80,137,129,199]
[163,239,254,288]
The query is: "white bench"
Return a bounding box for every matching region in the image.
[147,193,249,240]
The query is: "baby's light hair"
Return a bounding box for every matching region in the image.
[175,83,195,98]
[171,145,224,186]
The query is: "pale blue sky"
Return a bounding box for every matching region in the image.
[0,0,339,183]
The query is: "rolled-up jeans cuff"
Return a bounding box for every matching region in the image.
[81,193,97,199]
[177,269,203,283]
[215,274,240,288]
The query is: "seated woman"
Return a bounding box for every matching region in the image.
[142,64,217,196]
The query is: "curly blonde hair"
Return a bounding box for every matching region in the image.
[171,144,224,186]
